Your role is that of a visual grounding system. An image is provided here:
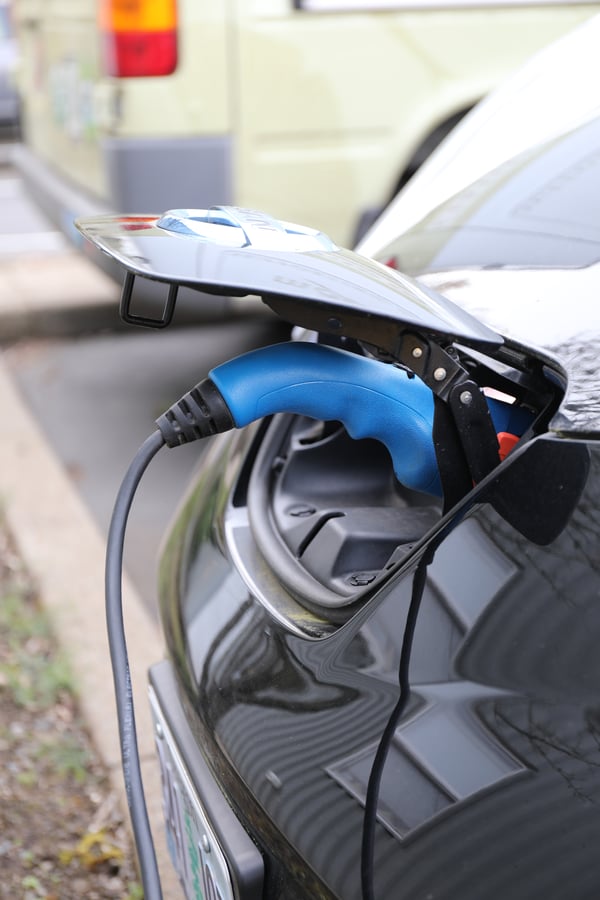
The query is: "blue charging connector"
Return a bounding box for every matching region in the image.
[157,341,441,496]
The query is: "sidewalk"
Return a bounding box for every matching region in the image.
[0,248,181,896]
[0,158,123,338]
[0,249,122,340]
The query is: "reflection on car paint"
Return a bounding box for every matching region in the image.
[154,434,600,898]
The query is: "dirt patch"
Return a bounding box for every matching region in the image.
[0,523,142,899]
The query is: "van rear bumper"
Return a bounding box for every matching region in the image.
[14,135,233,247]
[103,134,233,217]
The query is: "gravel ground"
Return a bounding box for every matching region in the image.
[0,521,143,900]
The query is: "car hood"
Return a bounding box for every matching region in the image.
[373,113,600,436]
[358,14,600,259]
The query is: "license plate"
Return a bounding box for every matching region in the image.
[150,694,235,900]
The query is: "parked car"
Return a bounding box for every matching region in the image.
[79,13,600,900]
[0,1,19,131]
[12,0,600,262]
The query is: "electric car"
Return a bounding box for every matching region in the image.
[79,15,600,900]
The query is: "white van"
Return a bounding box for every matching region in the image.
[12,0,600,257]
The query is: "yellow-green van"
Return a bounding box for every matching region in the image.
[12,0,600,254]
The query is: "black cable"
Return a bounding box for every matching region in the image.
[105,429,165,900]
[360,544,435,900]
[106,359,443,900]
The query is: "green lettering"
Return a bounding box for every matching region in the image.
[185,812,204,900]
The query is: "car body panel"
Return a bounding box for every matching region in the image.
[156,426,600,899]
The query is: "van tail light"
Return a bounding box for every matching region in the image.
[99,0,178,77]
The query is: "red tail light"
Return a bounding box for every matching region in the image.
[99,0,178,78]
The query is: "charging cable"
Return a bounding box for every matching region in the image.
[106,340,444,899]
[106,431,165,900]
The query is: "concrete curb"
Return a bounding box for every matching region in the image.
[0,252,123,342]
[0,358,181,896]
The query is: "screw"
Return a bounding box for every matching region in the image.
[433,367,447,382]
[459,390,473,406]
[155,722,164,740]
[201,834,211,853]
[411,346,423,359]
[327,317,342,330]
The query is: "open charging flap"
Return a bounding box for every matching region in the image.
[77,206,576,544]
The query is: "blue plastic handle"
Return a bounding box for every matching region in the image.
[210,341,440,495]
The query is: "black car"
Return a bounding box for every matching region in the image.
[80,16,600,900]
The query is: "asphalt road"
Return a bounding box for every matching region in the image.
[1,149,285,613]
[4,322,283,613]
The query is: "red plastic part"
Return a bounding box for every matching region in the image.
[497,431,520,461]
[102,30,177,77]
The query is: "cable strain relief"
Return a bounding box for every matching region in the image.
[156,378,236,446]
